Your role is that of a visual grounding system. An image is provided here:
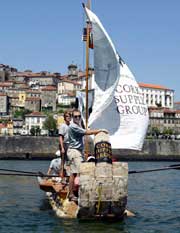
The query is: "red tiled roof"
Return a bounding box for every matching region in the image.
[149,107,180,114]
[20,84,29,89]
[149,107,164,112]
[12,72,33,77]
[25,112,46,117]
[174,102,180,105]
[7,88,26,92]
[0,123,6,128]
[13,87,29,90]
[41,86,57,91]
[15,72,56,78]
[164,108,176,113]
[61,79,81,85]
[25,97,41,101]
[138,83,172,90]
[3,81,13,83]
[26,90,41,94]
[0,82,13,87]
[14,81,26,84]
[149,107,175,113]
[0,93,7,96]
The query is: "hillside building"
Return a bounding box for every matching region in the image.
[139,83,174,109]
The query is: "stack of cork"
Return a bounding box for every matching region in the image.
[78,162,96,217]
[78,132,128,219]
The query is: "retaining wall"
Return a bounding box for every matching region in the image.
[0,136,180,160]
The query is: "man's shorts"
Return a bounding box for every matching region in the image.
[67,148,84,174]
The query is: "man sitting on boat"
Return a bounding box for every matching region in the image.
[67,109,108,201]
[59,111,71,177]
[47,150,62,182]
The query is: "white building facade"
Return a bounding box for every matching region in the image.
[139,83,174,109]
[25,112,46,134]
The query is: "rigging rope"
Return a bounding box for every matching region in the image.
[0,172,60,178]
[0,168,37,174]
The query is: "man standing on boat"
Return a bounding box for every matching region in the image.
[59,111,71,177]
[67,109,107,201]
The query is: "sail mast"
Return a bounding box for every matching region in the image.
[83,0,91,159]
[85,0,91,130]
[86,0,91,10]
[85,5,90,131]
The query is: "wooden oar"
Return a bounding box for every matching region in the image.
[129,164,180,174]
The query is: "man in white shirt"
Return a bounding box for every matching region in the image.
[47,150,61,176]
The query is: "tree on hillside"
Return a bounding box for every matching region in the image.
[14,109,32,119]
[30,126,41,136]
[43,115,57,136]
[30,126,36,136]
[162,128,174,135]
[151,127,160,137]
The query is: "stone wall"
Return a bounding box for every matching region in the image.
[78,162,128,218]
[113,140,180,161]
[0,136,59,159]
[0,136,180,160]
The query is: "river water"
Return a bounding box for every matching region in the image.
[0,160,179,233]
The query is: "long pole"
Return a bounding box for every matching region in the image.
[83,1,91,160]
[85,21,90,131]
[87,0,91,9]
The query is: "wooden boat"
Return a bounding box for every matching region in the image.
[38,132,128,220]
[37,177,79,218]
[38,1,148,220]
[38,159,128,219]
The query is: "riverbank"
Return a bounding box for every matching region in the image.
[0,136,180,160]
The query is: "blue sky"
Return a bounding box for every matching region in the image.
[0,0,180,100]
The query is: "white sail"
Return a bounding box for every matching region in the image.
[84,7,120,127]
[84,7,149,150]
[112,63,149,149]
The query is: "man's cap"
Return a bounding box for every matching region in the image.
[87,155,96,162]
[55,150,61,157]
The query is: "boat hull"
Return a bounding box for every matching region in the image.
[78,161,128,219]
[38,161,128,220]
